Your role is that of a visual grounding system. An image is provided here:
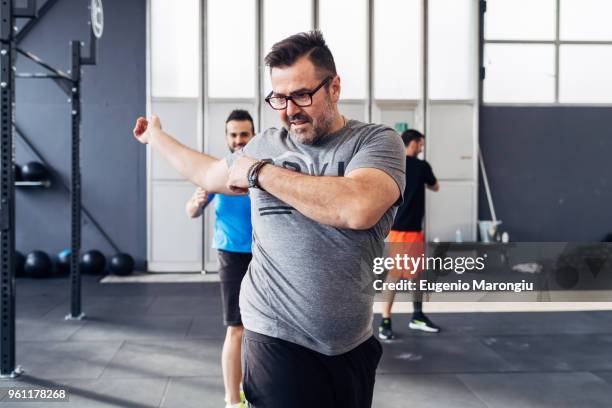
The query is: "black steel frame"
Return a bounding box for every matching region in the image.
[0,0,100,377]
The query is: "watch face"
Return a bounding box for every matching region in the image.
[90,0,104,39]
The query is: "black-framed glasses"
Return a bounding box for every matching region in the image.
[265,76,333,110]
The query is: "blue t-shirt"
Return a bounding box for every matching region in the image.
[206,193,252,253]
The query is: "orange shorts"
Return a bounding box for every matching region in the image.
[386,230,424,243]
[385,230,425,279]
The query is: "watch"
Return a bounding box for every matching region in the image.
[247,160,268,189]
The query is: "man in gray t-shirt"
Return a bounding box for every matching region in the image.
[134,30,405,408]
[226,122,404,356]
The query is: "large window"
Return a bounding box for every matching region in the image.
[429,0,477,100]
[483,0,612,104]
[484,44,555,103]
[485,0,556,41]
[207,0,256,98]
[151,0,199,97]
[262,0,313,93]
[373,0,422,100]
[560,0,612,41]
[319,0,367,100]
[559,45,612,103]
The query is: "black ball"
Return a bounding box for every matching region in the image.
[21,161,49,182]
[56,249,71,275]
[109,253,134,276]
[25,251,52,278]
[81,250,106,275]
[555,255,579,289]
[15,251,25,277]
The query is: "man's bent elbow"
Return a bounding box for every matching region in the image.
[343,191,397,230]
[343,206,382,230]
[347,218,377,230]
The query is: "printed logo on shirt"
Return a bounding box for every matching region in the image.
[254,152,347,218]
[265,152,345,176]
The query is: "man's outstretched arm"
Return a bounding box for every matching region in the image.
[133,116,241,195]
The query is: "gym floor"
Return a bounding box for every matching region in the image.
[4,276,612,408]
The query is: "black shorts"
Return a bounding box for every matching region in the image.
[217,250,251,326]
[242,330,383,408]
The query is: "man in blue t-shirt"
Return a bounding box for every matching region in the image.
[185,110,254,408]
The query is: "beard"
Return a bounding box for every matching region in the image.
[228,144,245,153]
[285,99,336,145]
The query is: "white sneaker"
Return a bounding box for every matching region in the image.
[225,403,246,408]
[409,315,441,333]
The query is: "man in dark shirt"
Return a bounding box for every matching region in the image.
[379,129,440,340]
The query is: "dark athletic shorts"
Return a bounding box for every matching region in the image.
[242,330,383,408]
[217,250,251,326]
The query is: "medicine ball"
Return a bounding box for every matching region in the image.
[81,250,106,275]
[56,249,71,275]
[21,162,49,182]
[109,253,134,276]
[15,251,25,277]
[25,250,52,278]
[555,255,579,289]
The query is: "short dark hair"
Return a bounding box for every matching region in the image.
[225,109,255,133]
[264,30,337,79]
[401,129,424,147]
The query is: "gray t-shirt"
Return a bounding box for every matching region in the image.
[226,119,405,355]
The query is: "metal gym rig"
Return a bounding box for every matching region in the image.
[0,0,104,377]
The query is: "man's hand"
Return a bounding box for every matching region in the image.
[133,115,162,144]
[130,114,237,195]
[186,187,208,218]
[192,187,208,207]
[226,155,257,194]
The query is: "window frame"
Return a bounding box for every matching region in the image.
[481,0,612,106]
